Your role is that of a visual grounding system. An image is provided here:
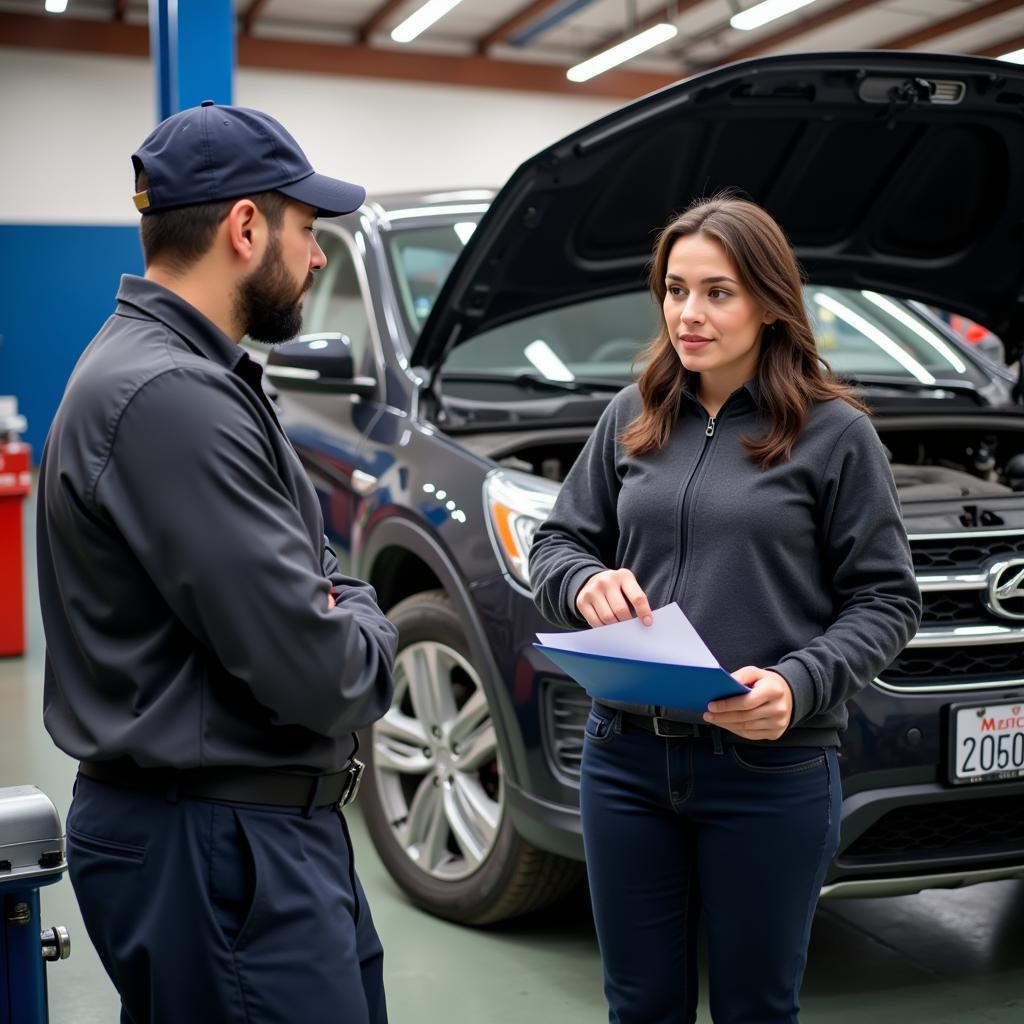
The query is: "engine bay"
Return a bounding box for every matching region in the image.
[480,423,1024,501]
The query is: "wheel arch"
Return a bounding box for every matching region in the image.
[358,515,527,786]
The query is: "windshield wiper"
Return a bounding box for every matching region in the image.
[440,371,630,393]
[839,373,980,399]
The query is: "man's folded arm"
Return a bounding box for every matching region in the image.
[94,368,397,735]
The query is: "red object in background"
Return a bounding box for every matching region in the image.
[0,441,31,657]
[949,314,991,344]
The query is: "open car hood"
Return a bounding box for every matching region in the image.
[411,51,1024,369]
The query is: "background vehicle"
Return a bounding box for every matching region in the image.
[261,52,1024,924]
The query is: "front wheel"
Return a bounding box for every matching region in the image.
[359,590,583,924]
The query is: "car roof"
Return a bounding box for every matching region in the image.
[359,189,496,218]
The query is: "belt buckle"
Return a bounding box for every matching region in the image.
[336,759,365,809]
[653,717,694,738]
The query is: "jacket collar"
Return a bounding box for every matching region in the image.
[115,274,244,371]
[681,373,763,415]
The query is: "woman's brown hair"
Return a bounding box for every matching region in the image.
[621,195,865,468]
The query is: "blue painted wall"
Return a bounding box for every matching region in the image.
[0,225,144,458]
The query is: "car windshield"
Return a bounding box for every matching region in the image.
[386,222,982,389]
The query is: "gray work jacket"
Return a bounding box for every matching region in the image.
[529,381,922,747]
[37,275,397,773]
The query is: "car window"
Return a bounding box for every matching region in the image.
[387,223,471,334]
[302,230,372,373]
[440,286,984,389]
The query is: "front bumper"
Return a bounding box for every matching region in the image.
[825,777,1024,893]
[506,779,584,861]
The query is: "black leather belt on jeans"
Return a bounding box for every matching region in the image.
[620,712,714,739]
[78,758,365,812]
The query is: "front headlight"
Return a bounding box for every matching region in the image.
[483,468,560,590]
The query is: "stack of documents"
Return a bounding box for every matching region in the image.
[534,604,749,711]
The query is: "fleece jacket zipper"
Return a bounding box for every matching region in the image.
[667,397,735,604]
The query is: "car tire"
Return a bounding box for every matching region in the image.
[360,589,584,925]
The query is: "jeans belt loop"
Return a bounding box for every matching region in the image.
[302,774,322,818]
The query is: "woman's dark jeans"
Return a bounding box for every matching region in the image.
[580,702,841,1024]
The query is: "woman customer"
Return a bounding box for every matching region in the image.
[529,195,921,1024]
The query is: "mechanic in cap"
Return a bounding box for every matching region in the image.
[37,102,398,1023]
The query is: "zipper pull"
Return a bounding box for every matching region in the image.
[705,416,716,438]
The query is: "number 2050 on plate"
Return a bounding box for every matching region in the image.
[950,701,1024,784]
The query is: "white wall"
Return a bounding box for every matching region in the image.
[0,47,617,224]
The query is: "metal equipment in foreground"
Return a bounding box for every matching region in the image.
[0,786,70,1024]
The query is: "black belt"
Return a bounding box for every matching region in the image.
[78,758,365,814]
[620,712,715,739]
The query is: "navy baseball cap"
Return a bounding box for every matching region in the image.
[131,101,365,217]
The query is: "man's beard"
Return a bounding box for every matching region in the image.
[236,232,313,345]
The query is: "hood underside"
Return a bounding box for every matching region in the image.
[412,51,1024,369]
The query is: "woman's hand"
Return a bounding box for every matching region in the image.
[576,569,653,628]
[703,666,794,741]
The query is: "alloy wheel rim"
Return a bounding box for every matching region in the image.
[371,639,502,881]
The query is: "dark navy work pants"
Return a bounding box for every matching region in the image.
[580,703,841,1024]
[66,775,387,1024]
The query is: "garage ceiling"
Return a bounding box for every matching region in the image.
[0,0,1021,98]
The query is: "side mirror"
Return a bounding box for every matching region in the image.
[265,333,376,396]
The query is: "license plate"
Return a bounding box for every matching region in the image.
[949,701,1024,785]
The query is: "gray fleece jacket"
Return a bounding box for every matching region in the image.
[528,380,922,746]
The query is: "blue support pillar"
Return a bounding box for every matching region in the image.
[149,0,235,122]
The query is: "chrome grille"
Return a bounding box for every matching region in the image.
[877,530,1024,693]
[921,590,987,626]
[910,533,1024,571]
[881,643,1024,687]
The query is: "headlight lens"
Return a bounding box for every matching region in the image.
[483,468,560,588]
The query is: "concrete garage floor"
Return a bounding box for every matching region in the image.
[3,490,1023,1023]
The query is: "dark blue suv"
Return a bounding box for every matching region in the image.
[260,52,1024,924]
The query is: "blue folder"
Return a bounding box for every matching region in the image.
[534,644,749,711]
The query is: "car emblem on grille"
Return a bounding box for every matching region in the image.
[983,559,1024,620]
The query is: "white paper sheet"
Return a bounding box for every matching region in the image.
[536,603,720,668]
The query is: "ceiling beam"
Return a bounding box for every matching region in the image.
[588,0,704,57]
[358,0,409,44]
[240,0,271,37]
[0,12,677,101]
[973,31,1024,58]
[113,0,129,22]
[477,0,567,55]
[878,0,1023,50]
[0,11,146,56]
[711,0,886,66]
[239,33,676,100]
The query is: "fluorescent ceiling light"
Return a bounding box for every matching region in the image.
[391,0,464,44]
[44,0,69,12]
[453,222,477,245]
[998,48,1024,64]
[567,23,678,83]
[730,0,819,32]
